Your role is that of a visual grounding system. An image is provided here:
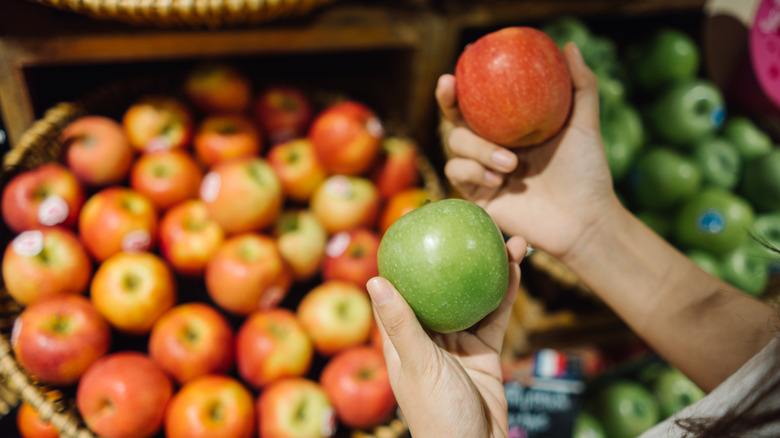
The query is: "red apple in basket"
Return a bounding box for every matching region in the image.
[267,138,328,203]
[322,227,380,289]
[309,101,384,175]
[455,26,572,147]
[310,175,380,233]
[130,149,203,212]
[320,346,397,430]
[122,96,194,153]
[148,302,234,385]
[2,227,91,306]
[379,187,434,235]
[77,351,173,438]
[90,251,177,335]
[60,115,135,188]
[371,136,420,199]
[78,186,158,262]
[254,85,313,145]
[165,375,256,438]
[158,199,225,276]
[16,402,59,438]
[256,377,337,438]
[297,280,373,356]
[193,114,263,168]
[236,308,314,389]
[1,163,85,234]
[200,157,284,234]
[205,233,292,316]
[184,62,253,115]
[273,209,328,282]
[12,294,111,386]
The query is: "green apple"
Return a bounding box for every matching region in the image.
[645,79,726,146]
[583,36,618,71]
[601,122,638,182]
[650,366,705,419]
[629,147,702,211]
[722,116,773,161]
[740,149,780,213]
[540,15,591,52]
[626,28,700,91]
[720,244,770,297]
[690,136,741,191]
[377,198,509,333]
[572,411,606,438]
[750,212,780,275]
[596,69,627,115]
[685,249,723,279]
[590,380,660,438]
[673,188,755,256]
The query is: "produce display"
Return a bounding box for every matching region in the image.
[0,61,444,438]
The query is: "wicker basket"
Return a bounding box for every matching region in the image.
[24,0,339,28]
[0,71,440,438]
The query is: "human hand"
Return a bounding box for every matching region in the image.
[366,236,526,438]
[440,42,619,261]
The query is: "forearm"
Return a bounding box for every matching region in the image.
[561,200,778,392]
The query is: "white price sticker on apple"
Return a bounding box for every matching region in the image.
[325,232,351,258]
[324,175,354,199]
[121,229,152,252]
[12,230,44,257]
[200,172,221,203]
[366,116,384,139]
[37,194,69,226]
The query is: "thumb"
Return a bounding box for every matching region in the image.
[366,277,436,372]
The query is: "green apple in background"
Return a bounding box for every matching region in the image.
[572,411,606,438]
[604,102,644,150]
[582,36,618,71]
[629,147,702,211]
[590,380,660,438]
[601,121,639,182]
[722,116,773,161]
[638,210,672,239]
[596,69,627,115]
[674,188,755,256]
[541,15,591,52]
[645,79,726,146]
[377,198,509,333]
[720,244,770,297]
[626,28,700,91]
[740,149,780,213]
[686,249,723,278]
[690,136,741,191]
[750,212,780,275]
[650,366,705,419]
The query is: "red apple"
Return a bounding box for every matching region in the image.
[200,157,284,234]
[310,175,380,234]
[122,96,194,153]
[267,138,328,203]
[235,308,314,389]
[296,280,373,356]
[322,227,380,289]
[11,294,111,386]
[78,186,158,262]
[193,114,263,168]
[254,85,313,145]
[370,137,420,199]
[60,115,135,188]
[455,26,572,147]
[165,375,256,438]
[379,187,434,235]
[77,351,173,438]
[90,251,177,335]
[320,346,396,430]
[184,62,252,115]
[2,227,91,306]
[1,163,85,234]
[148,302,234,385]
[273,209,328,282]
[309,101,383,175]
[129,149,203,212]
[205,233,292,316]
[16,402,59,438]
[158,199,225,276]
[256,378,337,438]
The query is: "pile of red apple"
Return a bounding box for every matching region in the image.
[1,62,440,438]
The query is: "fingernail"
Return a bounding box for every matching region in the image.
[492,150,515,171]
[484,170,502,187]
[571,43,583,63]
[367,278,394,306]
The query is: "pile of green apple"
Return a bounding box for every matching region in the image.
[542,16,780,298]
[0,62,441,438]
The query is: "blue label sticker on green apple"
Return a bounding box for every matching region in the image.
[711,106,726,130]
[696,209,725,235]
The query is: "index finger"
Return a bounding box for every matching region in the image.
[435,74,465,126]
